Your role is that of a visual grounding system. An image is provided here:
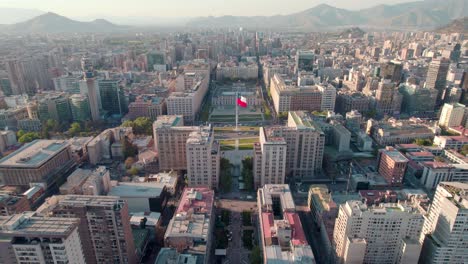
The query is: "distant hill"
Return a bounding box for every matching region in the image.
[3,12,129,34]
[188,0,468,31]
[338,27,366,38]
[436,17,468,33]
[0,8,44,24]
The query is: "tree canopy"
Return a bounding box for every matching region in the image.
[122,117,152,135]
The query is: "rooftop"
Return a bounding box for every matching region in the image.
[153,115,184,128]
[260,184,295,212]
[108,183,164,198]
[381,148,409,163]
[36,195,125,214]
[155,248,201,264]
[177,187,214,215]
[0,140,69,168]
[0,213,78,237]
[289,111,323,132]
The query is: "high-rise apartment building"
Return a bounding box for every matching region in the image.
[419,182,468,263]
[186,126,220,189]
[37,195,137,264]
[318,84,336,111]
[153,115,198,171]
[333,200,424,264]
[0,212,86,264]
[425,58,450,104]
[377,147,409,186]
[438,103,466,128]
[253,128,287,188]
[254,112,325,188]
[167,73,209,124]
[375,79,402,115]
[6,56,52,95]
[380,60,403,83]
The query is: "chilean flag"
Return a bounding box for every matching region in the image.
[237,94,248,108]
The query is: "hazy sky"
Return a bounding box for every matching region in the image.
[1,0,417,18]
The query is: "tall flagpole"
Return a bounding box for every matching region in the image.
[235,91,239,132]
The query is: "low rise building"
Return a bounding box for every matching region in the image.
[0,140,75,191]
[368,118,436,146]
[164,187,214,264]
[108,182,168,213]
[433,135,468,150]
[147,170,179,196]
[377,147,409,186]
[258,184,315,263]
[87,127,134,165]
[59,166,110,195]
[420,162,468,189]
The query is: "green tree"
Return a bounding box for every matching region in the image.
[125,157,136,169]
[121,120,134,128]
[414,138,432,146]
[461,145,468,156]
[219,158,232,193]
[18,132,40,143]
[122,117,152,135]
[41,125,50,139]
[134,117,152,135]
[242,156,254,191]
[17,130,25,138]
[122,137,138,158]
[128,167,139,175]
[46,119,60,132]
[68,122,82,137]
[251,246,262,264]
[139,217,147,229]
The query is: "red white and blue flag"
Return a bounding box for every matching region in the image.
[237,94,248,108]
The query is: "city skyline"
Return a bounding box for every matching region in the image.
[1,0,416,19]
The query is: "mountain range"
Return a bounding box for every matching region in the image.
[189,0,468,31]
[0,12,128,34]
[0,0,467,33]
[436,17,468,33]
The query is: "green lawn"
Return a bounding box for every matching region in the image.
[219,138,258,151]
[210,114,263,122]
[214,126,259,133]
[239,138,258,144]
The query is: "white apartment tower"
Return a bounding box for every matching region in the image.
[318,84,337,111]
[186,125,220,189]
[419,182,468,264]
[438,103,466,128]
[254,127,287,188]
[253,111,325,188]
[333,200,425,264]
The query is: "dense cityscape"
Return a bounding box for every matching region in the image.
[0,1,467,264]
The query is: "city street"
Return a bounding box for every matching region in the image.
[217,199,257,264]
